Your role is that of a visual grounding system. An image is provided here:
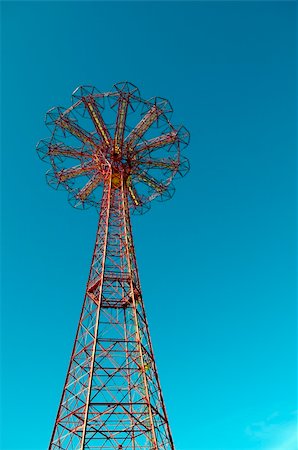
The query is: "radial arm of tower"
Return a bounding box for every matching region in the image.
[49,177,175,450]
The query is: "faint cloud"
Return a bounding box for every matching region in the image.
[245,411,279,440]
[245,411,297,450]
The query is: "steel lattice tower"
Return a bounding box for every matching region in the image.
[37,82,190,450]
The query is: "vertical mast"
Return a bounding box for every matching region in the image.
[49,176,175,449]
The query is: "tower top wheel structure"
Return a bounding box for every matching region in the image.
[37,81,189,213]
[37,82,190,450]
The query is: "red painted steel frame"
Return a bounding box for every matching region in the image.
[37,82,190,450]
[49,175,175,449]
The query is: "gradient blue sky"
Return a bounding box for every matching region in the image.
[1,2,296,450]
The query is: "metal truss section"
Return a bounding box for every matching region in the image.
[37,82,190,449]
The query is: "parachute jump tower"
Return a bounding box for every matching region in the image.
[37,82,190,450]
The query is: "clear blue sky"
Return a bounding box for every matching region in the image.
[1,2,296,450]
